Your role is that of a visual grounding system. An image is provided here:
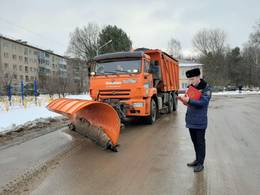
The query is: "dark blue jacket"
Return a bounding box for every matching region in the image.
[185,79,211,129]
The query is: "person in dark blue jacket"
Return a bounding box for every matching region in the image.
[179,68,211,172]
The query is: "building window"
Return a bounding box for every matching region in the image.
[14,74,17,79]
[12,44,16,50]
[12,54,17,60]
[25,76,29,82]
[24,48,28,55]
[19,56,23,61]
[3,42,9,48]
[5,73,8,78]
[19,65,23,71]
[4,52,9,58]
[25,66,28,73]
[30,76,34,81]
[34,51,39,56]
[13,64,17,70]
[19,46,23,52]
[24,57,28,64]
[4,63,9,68]
[20,75,24,80]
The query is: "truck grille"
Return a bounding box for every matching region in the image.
[99,89,131,98]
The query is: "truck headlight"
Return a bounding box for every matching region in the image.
[133,102,144,107]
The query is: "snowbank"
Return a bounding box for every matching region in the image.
[212,90,260,96]
[0,94,91,132]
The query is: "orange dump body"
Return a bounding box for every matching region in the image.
[47,98,120,145]
[144,49,179,92]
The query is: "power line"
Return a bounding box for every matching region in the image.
[0,17,67,54]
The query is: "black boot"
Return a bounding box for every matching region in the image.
[193,164,204,172]
[187,160,198,167]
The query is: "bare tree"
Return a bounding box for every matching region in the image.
[39,75,71,97]
[167,38,182,59]
[67,23,100,61]
[39,75,57,97]
[192,28,227,86]
[192,29,226,56]
[57,77,71,97]
[243,19,260,87]
[67,58,89,93]
[249,19,260,46]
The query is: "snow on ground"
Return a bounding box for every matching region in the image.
[0,94,91,132]
[63,94,92,100]
[212,90,260,95]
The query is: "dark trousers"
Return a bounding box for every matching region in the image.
[189,128,206,165]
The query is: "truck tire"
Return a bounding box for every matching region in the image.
[146,99,157,124]
[167,93,174,113]
[172,93,178,111]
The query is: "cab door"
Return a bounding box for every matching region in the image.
[143,59,153,96]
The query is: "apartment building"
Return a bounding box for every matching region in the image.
[0,35,68,93]
[179,62,204,92]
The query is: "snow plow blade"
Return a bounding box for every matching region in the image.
[47,98,120,151]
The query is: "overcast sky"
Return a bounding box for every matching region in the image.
[0,0,259,57]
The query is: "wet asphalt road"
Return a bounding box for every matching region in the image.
[0,127,78,190]
[1,95,260,195]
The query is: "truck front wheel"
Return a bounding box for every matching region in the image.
[146,99,157,124]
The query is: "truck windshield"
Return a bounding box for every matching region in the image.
[95,59,141,75]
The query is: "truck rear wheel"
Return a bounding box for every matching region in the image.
[146,99,157,124]
[167,93,174,113]
[172,93,178,111]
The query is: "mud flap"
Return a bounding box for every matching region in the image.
[47,98,121,151]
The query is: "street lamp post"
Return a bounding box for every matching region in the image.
[96,39,112,56]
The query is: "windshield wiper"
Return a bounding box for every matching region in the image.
[97,70,132,75]
[104,71,118,74]
[96,71,117,75]
[115,70,131,73]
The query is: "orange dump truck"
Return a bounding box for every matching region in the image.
[48,49,179,152]
[91,49,179,123]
